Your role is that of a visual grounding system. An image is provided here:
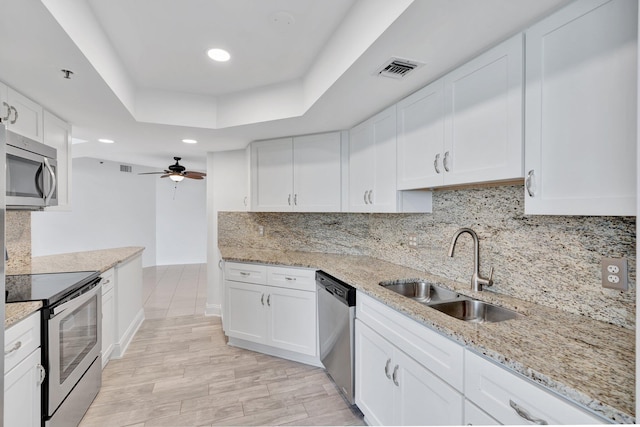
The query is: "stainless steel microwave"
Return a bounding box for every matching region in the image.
[6,130,58,209]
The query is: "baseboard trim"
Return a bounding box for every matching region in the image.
[227,337,323,368]
[205,302,221,317]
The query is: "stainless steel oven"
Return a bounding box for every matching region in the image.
[6,130,57,209]
[45,280,101,426]
[6,271,102,426]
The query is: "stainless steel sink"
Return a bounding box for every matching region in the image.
[429,299,522,323]
[379,281,461,304]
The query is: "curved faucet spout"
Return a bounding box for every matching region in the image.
[448,228,493,291]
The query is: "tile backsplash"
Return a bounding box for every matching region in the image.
[6,211,31,273]
[219,185,636,329]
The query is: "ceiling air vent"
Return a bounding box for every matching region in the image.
[375,57,424,79]
[120,165,132,173]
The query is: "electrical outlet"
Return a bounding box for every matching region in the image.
[408,234,417,249]
[601,257,628,291]
[258,225,265,237]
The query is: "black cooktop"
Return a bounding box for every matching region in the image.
[6,271,101,306]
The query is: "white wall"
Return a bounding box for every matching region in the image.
[155,172,207,265]
[31,157,157,266]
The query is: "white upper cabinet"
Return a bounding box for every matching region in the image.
[43,111,72,210]
[251,137,294,211]
[1,84,44,142]
[397,34,524,189]
[524,0,637,215]
[349,105,400,212]
[250,132,342,212]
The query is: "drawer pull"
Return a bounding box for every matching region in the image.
[384,358,392,379]
[509,399,548,425]
[5,340,22,355]
[37,364,46,386]
[239,272,250,277]
[285,277,296,281]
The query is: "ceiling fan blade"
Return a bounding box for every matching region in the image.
[138,171,166,175]
[184,171,206,178]
[184,174,204,180]
[160,174,171,178]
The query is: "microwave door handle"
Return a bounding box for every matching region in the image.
[43,157,56,204]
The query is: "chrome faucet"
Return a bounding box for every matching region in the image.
[448,228,494,292]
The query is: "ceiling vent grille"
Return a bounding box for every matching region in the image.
[375,57,424,79]
[120,165,132,173]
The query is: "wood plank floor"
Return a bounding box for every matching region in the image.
[80,264,364,426]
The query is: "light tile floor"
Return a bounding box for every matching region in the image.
[80,264,364,426]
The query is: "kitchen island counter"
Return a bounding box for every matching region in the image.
[220,246,635,423]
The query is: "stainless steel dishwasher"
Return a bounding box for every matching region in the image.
[316,271,356,405]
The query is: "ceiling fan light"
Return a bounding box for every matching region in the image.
[169,174,184,182]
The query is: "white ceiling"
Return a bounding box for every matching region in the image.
[0,0,571,171]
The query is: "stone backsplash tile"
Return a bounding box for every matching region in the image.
[219,185,636,329]
[6,211,31,274]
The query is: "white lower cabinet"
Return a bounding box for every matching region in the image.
[465,350,606,425]
[224,262,319,365]
[5,312,44,427]
[464,400,500,426]
[355,320,463,426]
[101,268,115,368]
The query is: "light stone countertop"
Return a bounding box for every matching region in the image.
[220,246,635,424]
[5,246,145,328]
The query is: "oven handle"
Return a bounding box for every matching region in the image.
[50,279,101,318]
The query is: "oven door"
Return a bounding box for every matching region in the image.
[47,283,102,415]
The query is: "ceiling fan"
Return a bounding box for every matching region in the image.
[139,157,206,182]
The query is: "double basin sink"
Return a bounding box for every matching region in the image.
[380,280,522,323]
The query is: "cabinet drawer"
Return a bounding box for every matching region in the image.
[267,266,316,291]
[225,262,267,284]
[356,291,464,391]
[101,268,115,294]
[464,350,606,425]
[5,311,41,373]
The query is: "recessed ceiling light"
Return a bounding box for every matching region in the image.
[207,48,230,62]
[98,138,114,144]
[182,139,198,144]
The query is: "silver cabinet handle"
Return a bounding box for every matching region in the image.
[509,400,548,425]
[37,364,46,386]
[240,271,250,276]
[434,153,441,174]
[285,277,296,281]
[261,294,265,305]
[218,260,222,270]
[43,157,57,204]
[9,106,17,124]
[294,194,297,206]
[363,190,368,204]
[392,365,399,386]
[2,102,10,122]
[367,190,373,205]
[5,340,22,355]
[525,170,536,197]
[102,279,111,285]
[288,194,291,205]
[243,196,248,207]
[267,294,271,306]
[384,358,392,379]
[443,151,450,172]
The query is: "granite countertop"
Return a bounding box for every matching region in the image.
[220,246,635,424]
[5,246,145,328]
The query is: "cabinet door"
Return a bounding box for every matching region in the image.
[292,133,342,212]
[355,320,396,426]
[524,0,637,215]
[7,88,44,142]
[43,111,72,210]
[348,119,375,212]
[464,400,500,426]
[395,349,464,426]
[397,79,445,190]
[5,349,42,427]
[266,286,316,356]
[444,34,523,186]
[250,138,293,211]
[225,281,267,344]
[370,105,398,212]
